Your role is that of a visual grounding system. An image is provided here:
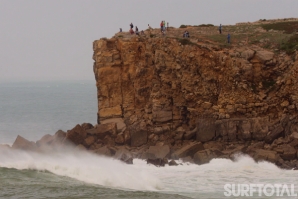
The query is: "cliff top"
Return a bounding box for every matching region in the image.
[113,18,298,55]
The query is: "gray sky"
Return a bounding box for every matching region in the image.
[0,0,297,82]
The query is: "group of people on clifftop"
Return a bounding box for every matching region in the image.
[119,22,231,44]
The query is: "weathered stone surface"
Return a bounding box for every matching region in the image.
[129,122,148,147]
[86,123,117,139]
[12,135,37,151]
[142,145,170,159]
[265,125,284,144]
[196,118,216,142]
[98,106,122,120]
[147,158,167,167]
[152,110,172,123]
[193,149,216,165]
[254,149,278,163]
[36,134,54,147]
[100,118,126,132]
[171,142,204,159]
[81,123,94,130]
[66,124,87,145]
[255,50,274,63]
[279,145,296,160]
[84,136,96,147]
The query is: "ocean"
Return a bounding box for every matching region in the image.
[0,81,297,199]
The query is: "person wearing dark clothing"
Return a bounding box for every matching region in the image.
[227,33,231,44]
[135,26,138,32]
[119,28,122,32]
[130,23,133,29]
[219,24,222,34]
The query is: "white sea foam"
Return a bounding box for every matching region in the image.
[0,148,161,191]
[0,148,297,198]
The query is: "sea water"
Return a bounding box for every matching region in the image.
[0,81,297,199]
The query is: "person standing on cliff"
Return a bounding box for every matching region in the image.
[227,33,231,44]
[130,23,133,29]
[219,24,222,34]
[160,21,163,32]
[135,26,138,32]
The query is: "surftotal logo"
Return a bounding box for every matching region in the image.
[224,184,297,197]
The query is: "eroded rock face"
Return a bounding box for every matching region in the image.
[93,36,298,147]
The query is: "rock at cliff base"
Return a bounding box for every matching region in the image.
[36,134,54,147]
[196,118,216,142]
[193,149,216,165]
[265,125,284,144]
[279,144,296,160]
[65,124,87,145]
[129,122,148,147]
[171,142,204,159]
[81,123,94,130]
[147,158,167,167]
[12,135,37,151]
[142,145,170,159]
[168,160,178,166]
[86,123,117,139]
[254,149,278,163]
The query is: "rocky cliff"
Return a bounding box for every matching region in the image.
[91,21,298,168]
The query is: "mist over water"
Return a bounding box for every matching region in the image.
[1,146,297,198]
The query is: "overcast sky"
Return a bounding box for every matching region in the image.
[0,0,297,82]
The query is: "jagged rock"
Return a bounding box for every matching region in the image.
[86,123,117,139]
[142,145,170,159]
[12,135,37,151]
[147,158,167,167]
[129,122,148,147]
[254,149,278,163]
[36,134,54,147]
[65,124,87,145]
[193,149,216,165]
[115,133,125,144]
[168,160,178,166]
[100,118,126,132]
[203,141,223,151]
[94,146,114,157]
[81,123,94,130]
[171,142,204,159]
[279,145,297,160]
[83,136,96,147]
[114,147,133,164]
[265,125,284,144]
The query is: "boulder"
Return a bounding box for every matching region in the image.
[12,135,37,151]
[168,160,178,166]
[86,123,117,139]
[94,146,114,157]
[265,125,284,144]
[171,142,204,159]
[129,122,148,147]
[36,134,54,147]
[65,124,87,145]
[203,141,223,151]
[254,149,278,163]
[81,123,94,130]
[142,145,170,159]
[193,149,216,165]
[196,118,216,142]
[83,136,96,147]
[114,147,133,164]
[255,50,274,63]
[241,49,255,60]
[147,158,167,167]
[115,134,125,144]
[100,118,126,132]
[280,145,296,160]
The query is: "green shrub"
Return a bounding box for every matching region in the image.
[179,25,187,28]
[150,34,155,38]
[279,34,298,54]
[198,24,214,27]
[261,21,298,34]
